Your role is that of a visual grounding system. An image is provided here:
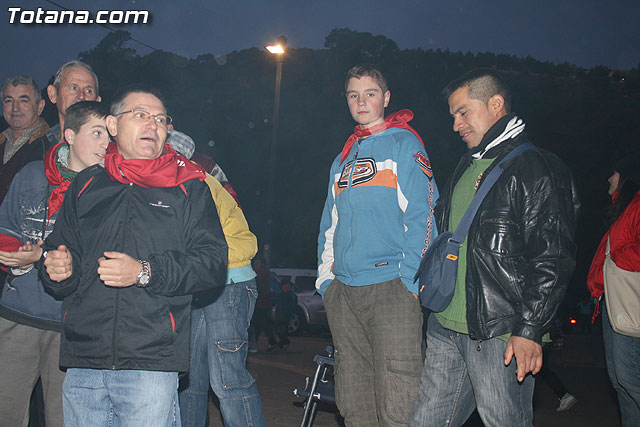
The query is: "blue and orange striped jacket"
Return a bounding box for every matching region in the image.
[316,127,439,296]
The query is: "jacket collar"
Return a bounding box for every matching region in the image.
[0,117,49,146]
[469,113,526,160]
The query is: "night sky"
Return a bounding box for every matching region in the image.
[2,0,640,88]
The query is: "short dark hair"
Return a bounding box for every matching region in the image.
[109,84,167,116]
[2,75,41,104]
[345,64,389,94]
[442,69,511,113]
[64,101,109,134]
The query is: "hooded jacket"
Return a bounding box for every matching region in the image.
[316,127,438,295]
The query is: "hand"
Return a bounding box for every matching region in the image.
[504,336,543,382]
[98,251,141,288]
[0,240,43,269]
[44,245,73,282]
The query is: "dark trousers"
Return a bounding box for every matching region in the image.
[538,350,569,400]
[252,306,277,346]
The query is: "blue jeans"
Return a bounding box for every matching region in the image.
[63,368,180,427]
[179,279,265,427]
[602,299,640,426]
[410,315,534,427]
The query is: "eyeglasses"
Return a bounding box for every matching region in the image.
[116,109,172,127]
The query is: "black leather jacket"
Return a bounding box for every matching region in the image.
[435,131,580,344]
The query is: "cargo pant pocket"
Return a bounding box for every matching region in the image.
[382,355,422,425]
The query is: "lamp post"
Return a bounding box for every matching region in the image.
[264,39,286,269]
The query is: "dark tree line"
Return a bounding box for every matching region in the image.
[14,28,640,302]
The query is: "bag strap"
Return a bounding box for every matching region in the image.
[451,143,535,244]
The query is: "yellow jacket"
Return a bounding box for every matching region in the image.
[204,173,257,270]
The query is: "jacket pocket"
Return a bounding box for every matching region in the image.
[476,209,524,256]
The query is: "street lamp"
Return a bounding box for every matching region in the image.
[264,37,286,269]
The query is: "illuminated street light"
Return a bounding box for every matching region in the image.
[263,37,286,269]
[265,44,285,54]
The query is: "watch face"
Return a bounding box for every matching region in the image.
[139,274,150,286]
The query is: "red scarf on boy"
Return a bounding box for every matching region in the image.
[44,142,72,219]
[340,109,424,164]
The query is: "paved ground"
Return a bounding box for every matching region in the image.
[206,331,620,426]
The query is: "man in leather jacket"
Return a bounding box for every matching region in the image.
[410,69,579,427]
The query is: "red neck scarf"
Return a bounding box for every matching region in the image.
[611,191,620,203]
[340,109,424,164]
[103,142,205,188]
[44,142,72,219]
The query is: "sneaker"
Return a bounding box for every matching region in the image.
[557,393,577,412]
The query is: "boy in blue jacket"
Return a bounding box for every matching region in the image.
[316,64,438,426]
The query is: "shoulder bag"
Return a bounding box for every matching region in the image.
[603,237,640,337]
[415,143,534,312]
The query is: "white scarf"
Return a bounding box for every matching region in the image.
[2,119,45,164]
[472,115,525,159]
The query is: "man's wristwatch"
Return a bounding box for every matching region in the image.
[136,260,151,287]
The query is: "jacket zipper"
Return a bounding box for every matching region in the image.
[111,182,134,369]
[344,140,361,281]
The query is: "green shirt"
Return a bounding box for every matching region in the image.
[436,158,494,335]
[435,158,549,343]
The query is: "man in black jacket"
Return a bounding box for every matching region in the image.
[41,85,228,427]
[410,69,579,426]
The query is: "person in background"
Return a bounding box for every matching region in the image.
[40,60,100,148]
[0,75,49,205]
[587,152,640,426]
[275,280,297,351]
[577,296,593,335]
[0,78,51,421]
[168,129,266,427]
[537,317,578,412]
[0,101,109,427]
[252,258,279,352]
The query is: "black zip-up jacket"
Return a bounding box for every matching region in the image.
[435,121,580,344]
[40,165,228,372]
